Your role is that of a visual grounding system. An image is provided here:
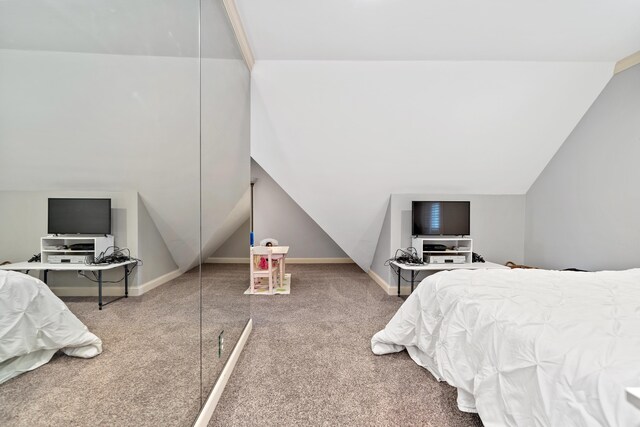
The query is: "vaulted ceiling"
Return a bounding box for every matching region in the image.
[250,60,613,269]
[236,0,639,270]
[235,0,640,61]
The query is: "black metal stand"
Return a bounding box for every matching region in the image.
[124,264,129,297]
[411,270,415,293]
[98,270,103,310]
[98,264,130,310]
[395,265,418,297]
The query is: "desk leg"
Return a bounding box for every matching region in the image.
[280,257,285,287]
[397,268,401,296]
[124,265,129,297]
[98,270,103,310]
[411,270,415,293]
[43,269,48,284]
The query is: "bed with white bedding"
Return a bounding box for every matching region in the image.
[372,268,640,426]
[0,270,102,384]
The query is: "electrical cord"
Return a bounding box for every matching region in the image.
[384,247,423,267]
[384,247,425,284]
[389,265,421,284]
[78,246,143,284]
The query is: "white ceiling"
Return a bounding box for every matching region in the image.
[251,60,614,269]
[236,0,640,61]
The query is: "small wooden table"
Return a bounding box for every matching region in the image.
[0,261,137,310]
[249,246,289,294]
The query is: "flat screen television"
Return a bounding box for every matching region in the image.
[48,198,112,235]
[412,201,470,236]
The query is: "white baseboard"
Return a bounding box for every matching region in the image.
[206,257,250,264]
[50,268,182,298]
[206,257,354,264]
[193,318,253,427]
[130,268,182,296]
[367,269,411,296]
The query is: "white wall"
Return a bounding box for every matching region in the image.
[211,219,250,258]
[370,199,392,279]
[250,159,347,258]
[0,49,249,272]
[371,193,525,285]
[525,65,640,270]
[251,60,613,270]
[137,194,178,283]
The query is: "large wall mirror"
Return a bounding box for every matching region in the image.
[0,1,249,425]
[199,0,251,409]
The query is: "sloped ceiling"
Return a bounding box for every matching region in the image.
[236,0,639,270]
[251,61,613,270]
[236,0,640,61]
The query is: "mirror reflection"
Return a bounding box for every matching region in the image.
[0,0,249,425]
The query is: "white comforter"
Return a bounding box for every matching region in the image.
[372,268,640,427]
[0,270,102,384]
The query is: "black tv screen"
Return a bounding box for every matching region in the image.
[48,198,111,235]
[412,201,470,236]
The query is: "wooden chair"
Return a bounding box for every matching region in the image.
[249,246,279,294]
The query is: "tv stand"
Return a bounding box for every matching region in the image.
[412,236,473,264]
[41,235,114,263]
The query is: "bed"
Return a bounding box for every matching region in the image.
[0,270,102,384]
[372,268,640,426]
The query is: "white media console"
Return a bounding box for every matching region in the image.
[41,235,114,263]
[411,236,473,264]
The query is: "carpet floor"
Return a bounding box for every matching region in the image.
[209,264,483,427]
[0,265,249,427]
[0,264,482,426]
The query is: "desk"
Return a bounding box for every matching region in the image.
[249,246,289,294]
[390,261,509,296]
[0,261,137,310]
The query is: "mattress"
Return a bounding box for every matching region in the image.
[0,270,102,384]
[371,268,640,426]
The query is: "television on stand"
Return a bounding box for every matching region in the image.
[48,198,112,235]
[412,201,470,236]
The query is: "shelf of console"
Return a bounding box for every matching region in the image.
[41,250,95,253]
[412,236,473,264]
[41,235,114,263]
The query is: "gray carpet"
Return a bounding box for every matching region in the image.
[209,264,483,427]
[0,265,248,427]
[0,264,482,426]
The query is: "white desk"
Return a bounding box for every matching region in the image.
[0,261,137,310]
[250,246,289,294]
[390,260,509,296]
